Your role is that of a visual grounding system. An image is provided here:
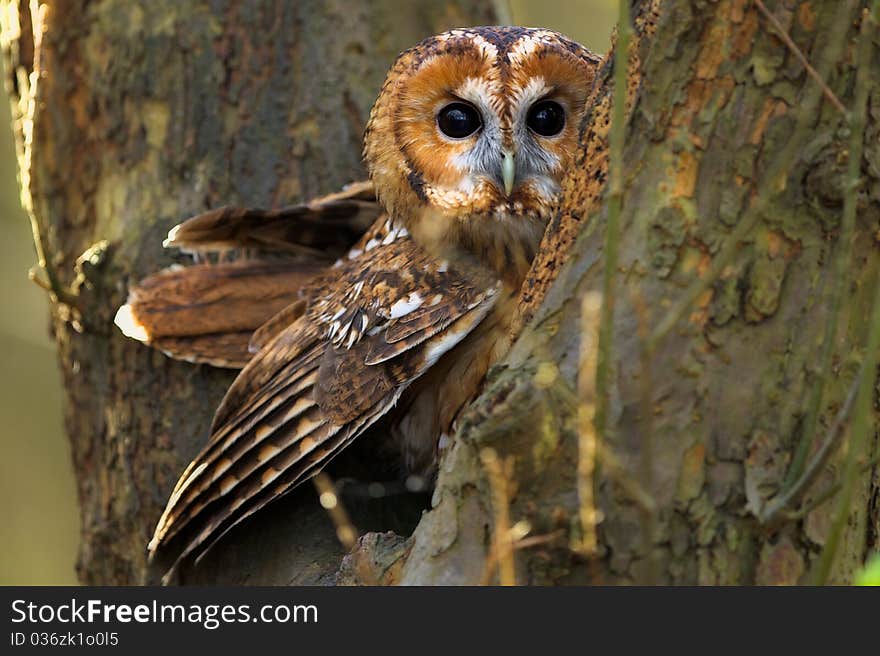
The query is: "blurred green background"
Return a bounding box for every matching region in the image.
[0,2,613,585]
[0,61,80,584]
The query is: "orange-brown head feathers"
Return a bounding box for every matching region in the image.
[364,26,599,277]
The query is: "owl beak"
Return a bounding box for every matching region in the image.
[501,149,516,196]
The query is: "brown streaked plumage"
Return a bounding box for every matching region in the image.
[162,180,377,257]
[118,26,599,576]
[116,261,318,368]
[115,181,378,367]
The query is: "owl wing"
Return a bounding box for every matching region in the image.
[148,216,500,573]
[115,181,378,368]
[115,261,320,368]
[163,180,378,258]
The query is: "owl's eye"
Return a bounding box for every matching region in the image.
[527,100,565,137]
[437,102,482,139]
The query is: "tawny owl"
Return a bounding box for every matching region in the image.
[116,26,599,573]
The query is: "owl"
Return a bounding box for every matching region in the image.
[116,26,599,575]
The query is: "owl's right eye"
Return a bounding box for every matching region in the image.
[437,102,482,139]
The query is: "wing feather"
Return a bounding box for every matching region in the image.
[149,219,500,571]
[115,261,316,341]
[164,181,377,257]
[116,181,377,368]
[185,397,394,571]
[151,355,324,550]
[148,332,254,369]
[367,288,495,364]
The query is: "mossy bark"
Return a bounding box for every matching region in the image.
[0,0,496,585]
[400,0,880,585]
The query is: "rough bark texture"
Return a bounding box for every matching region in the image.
[0,0,496,585]
[4,0,879,586]
[401,0,880,585]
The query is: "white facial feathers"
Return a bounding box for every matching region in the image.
[441,74,563,200]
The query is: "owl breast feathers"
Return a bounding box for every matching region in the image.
[115,26,599,576]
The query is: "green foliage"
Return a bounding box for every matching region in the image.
[0,58,78,585]
[855,554,880,586]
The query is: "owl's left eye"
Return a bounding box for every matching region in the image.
[527,100,565,137]
[437,102,482,139]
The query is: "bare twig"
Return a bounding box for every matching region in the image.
[576,292,602,558]
[478,440,568,585]
[784,0,861,491]
[787,453,880,521]
[14,1,77,305]
[312,472,358,551]
[754,0,848,116]
[480,447,517,585]
[547,345,655,518]
[595,0,633,437]
[595,441,656,514]
[759,363,861,523]
[813,1,879,585]
[513,531,564,551]
[480,522,565,585]
[481,529,565,585]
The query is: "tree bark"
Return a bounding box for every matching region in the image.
[4,0,879,586]
[0,0,497,585]
[401,0,880,585]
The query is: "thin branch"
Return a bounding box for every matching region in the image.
[595,441,657,514]
[481,530,565,586]
[513,531,565,550]
[787,453,880,521]
[550,366,657,514]
[480,447,517,586]
[759,362,861,523]
[595,0,632,437]
[813,1,879,585]
[312,472,358,551]
[754,0,847,116]
[16,1,77,305]
[783,0,861,491]
[576,292,602,558]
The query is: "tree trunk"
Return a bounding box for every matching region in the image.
[0,0,497,585]
[399,0,880,585]
[5,0,879,586]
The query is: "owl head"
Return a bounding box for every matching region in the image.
[364,26,599,259]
